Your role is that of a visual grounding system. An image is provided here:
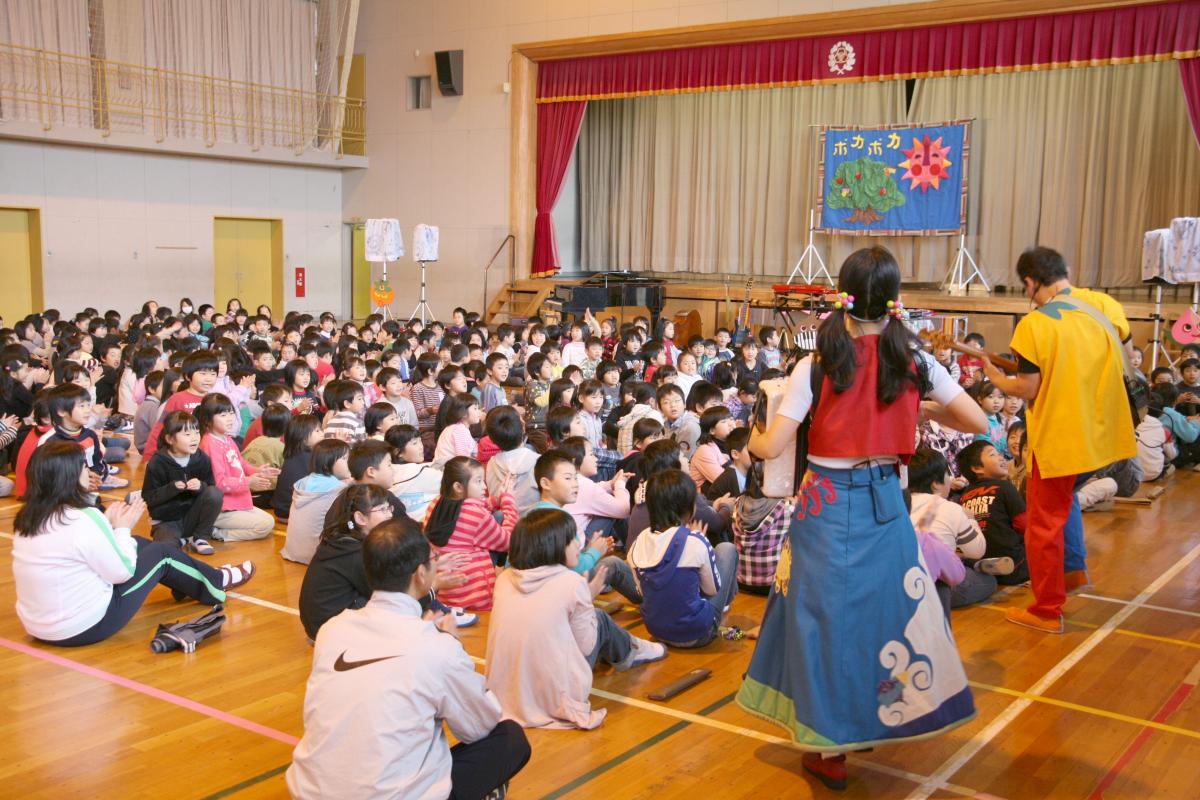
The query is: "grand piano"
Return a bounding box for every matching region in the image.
[549,273,666,328]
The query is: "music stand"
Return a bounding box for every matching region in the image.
[787,210,834,286]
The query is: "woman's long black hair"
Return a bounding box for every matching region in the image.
[816,246,928,404]
[15,441,93,537]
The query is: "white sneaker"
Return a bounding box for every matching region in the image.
[452,607,478,628]
[99,476,130,490]
[615,637,667,672]
[188,538,215,556]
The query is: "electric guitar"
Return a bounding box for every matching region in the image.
[919,329,1018,374]
[732,278,755,346]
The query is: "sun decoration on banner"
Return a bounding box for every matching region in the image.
[828,41,856,75]
[898,134,953,193]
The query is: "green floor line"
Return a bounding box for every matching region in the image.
[540,692,736,800]
[200,763,290,799]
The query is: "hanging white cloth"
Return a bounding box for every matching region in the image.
[413,224,440,262]
[365,218,404,262]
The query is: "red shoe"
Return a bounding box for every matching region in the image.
[802,752,847,791]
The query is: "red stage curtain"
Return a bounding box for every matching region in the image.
[531,100,587,278]
[537,1,1200,103]
[1183,58,1200,148]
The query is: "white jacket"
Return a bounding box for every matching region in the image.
[287,591,502,800]
[909,492,986,560]
[391,462,443,523]
[12,506,136,641]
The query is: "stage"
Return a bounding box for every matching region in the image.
[502,277,1194,358]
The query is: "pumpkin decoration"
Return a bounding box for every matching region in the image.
[370,280,395,307]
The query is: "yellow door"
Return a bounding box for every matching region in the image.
[214,218,282,314]
[0,209,42,325]
[351,223,371,319]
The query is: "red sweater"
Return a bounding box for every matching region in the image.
[425,493,517,611]
[143,390,205,459]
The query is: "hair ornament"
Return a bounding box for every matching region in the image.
[834,292,855,311]
[886,299,909,321]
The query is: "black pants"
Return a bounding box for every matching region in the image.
[52,537,226,647]
[449,720,531,800]
[151,486,224,546]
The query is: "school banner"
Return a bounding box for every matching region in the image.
[817,121,970,236]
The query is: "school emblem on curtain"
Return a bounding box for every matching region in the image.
[817,121,971,236]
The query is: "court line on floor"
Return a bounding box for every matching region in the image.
[967,680,1200,741]
[200,763,291,800]
[1077,592,1200,620]
[541,693,736,800]
[1085,658,1200,800]
[904,541,1200,800]
[0,636,299,747]
[233,590,985,796]
[974,602,1200,652]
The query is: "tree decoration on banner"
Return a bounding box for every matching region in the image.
[824,157,904,225]
[817,121,970,236]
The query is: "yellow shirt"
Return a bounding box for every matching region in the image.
[1009,287,1136,478]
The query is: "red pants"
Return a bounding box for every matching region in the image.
[1025,455,1077,619]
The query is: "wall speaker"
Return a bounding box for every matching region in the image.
[434,50,463,96]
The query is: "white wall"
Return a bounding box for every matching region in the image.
[346,0,902,315]
[0,139,345,318]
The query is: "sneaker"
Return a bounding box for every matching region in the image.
[480,783,508,800]
[452,607,478,628]
[105,465,121,477]
[188,538,215,556]
[1005,606,1064,634]
[1083,499,1116,512]
[116,419,134,433]
[99,476,130,490]
[614,637,668,672]
[975,557,1015,576]
[1064,569,1091,594]
[801,752,848,791]
[219,560,256,590]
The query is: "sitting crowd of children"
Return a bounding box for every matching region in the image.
[2,301,1197,749]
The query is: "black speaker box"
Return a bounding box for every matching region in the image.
[434,50,463,96]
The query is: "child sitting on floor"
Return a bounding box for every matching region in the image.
[957,441,1028,586]
[282,439,351,564]
[197,393,278,542]
[730,459,792,595]
[433,392,482,465]
[689,405,735,490]
[423,456,518,611]
[907,448,1001,609]
[627,469,739,648]
[386,424,443,523]
[273,414,323,520]
[142,410,223,555]
[485,508,667,730]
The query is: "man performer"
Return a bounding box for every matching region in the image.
[982,246,1136,633]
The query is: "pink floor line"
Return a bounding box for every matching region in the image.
[0,636,300,747]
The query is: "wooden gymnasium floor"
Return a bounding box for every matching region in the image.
[1,455,1199,800]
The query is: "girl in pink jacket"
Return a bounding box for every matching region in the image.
[485,508,665,730]
[196,393,278,541]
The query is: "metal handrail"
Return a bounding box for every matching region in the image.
[483,234,516,317]
[0,42,365,154]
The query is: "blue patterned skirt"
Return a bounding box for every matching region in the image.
[736,463,975,752]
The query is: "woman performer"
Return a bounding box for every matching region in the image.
[736,247,988,791]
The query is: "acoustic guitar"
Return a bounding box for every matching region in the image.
[919,329,1019,374]
[732,278,755,345]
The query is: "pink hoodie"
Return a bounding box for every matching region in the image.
[564,475,630,541]
[201,433,259,511]
[485,565,606,730]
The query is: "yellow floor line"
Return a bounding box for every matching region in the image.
[968,681,1200,741]
[975,602,1200,651]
